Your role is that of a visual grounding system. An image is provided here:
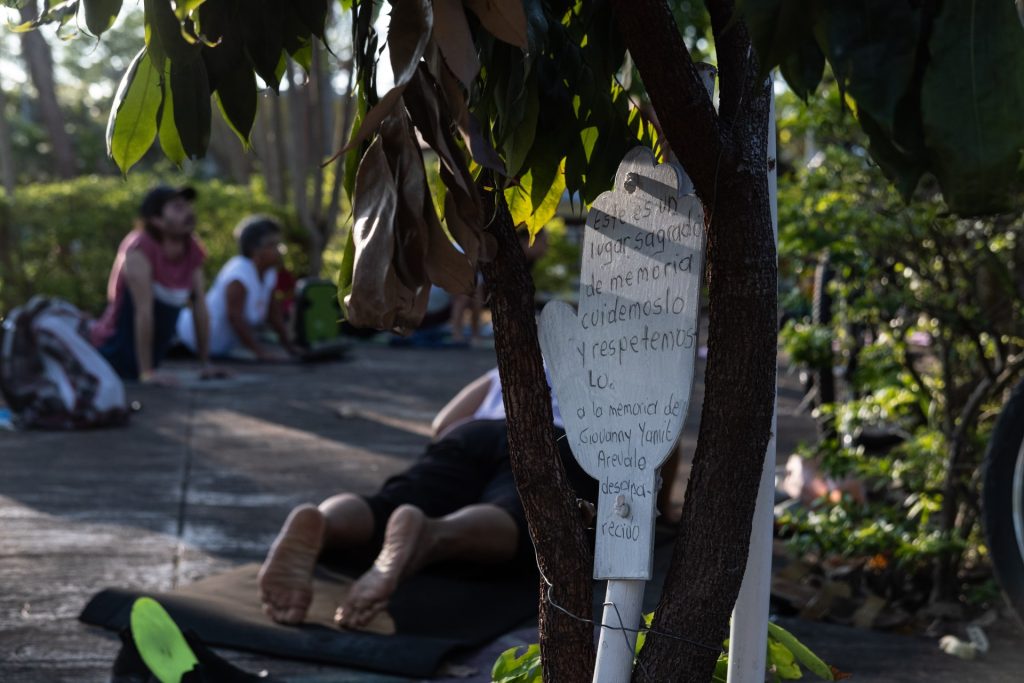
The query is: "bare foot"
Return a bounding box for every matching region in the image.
[336,505,432,629]
[258,504,326,624]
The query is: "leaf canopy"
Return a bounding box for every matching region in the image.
[738,0,1024,215]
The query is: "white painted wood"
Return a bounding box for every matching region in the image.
[728,85,778,683]
[592,580,646,683]
[539,147,706,580]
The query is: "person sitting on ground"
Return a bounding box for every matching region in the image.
[90,185,218,385]
[177,215,296,362]
[258,367,596,629]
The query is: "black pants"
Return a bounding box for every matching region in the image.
[364,419,597,569]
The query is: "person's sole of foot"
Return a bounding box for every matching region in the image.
[258,504,326,624]
[336,505,432,630]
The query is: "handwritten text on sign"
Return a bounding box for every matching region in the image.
[540,147,705,579]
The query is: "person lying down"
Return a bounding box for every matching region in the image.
[257,367,597,629]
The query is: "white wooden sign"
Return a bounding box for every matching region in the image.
[539,146,705,579]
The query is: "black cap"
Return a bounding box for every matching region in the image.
[139,185,197,218]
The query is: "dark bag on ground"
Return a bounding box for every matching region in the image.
[292,278,342,347]
[291,279,352,360]
[0,297,128,429]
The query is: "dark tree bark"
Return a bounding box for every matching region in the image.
[254,93,288,205]
[614,1,778,681]
[480,188,596,683]
[19,1,76,179]
[0,84,15,195]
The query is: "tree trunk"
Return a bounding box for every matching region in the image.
[255,93,288,205]
[615,2,778,681]
[0,84,19,312]
[0,84,15,195]
[284,60,324,277]
[480,188,596,683]
[307,46,328,276]
[208,112,252,183]
[19,1,76,179]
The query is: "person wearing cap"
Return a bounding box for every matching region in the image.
[176,215,296,361]
[90,185,216,384]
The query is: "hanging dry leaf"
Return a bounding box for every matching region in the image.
[404,66,478,199]
[348,136,412,330]
[380,112,430,289]
[436,60,506,175]
[424,190,476,294]
[403,65,493,261]
[340,0,433,153]
[431,0,480,88]
[464,0,528,49]
[382,107,477,295]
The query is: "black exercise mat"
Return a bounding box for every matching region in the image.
[80,561,537,678]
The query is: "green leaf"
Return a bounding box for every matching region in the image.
[767,638,802,680]
[293,0,328,39]
[857,107,924,202]
[920,0,1024,214]
[130,598,199,683]
[106,48,161,175]
[767,622,834,680]
[504,159,565,239]
[144,0,199,68]
[82,0,121,36]
[779,34,824,101]
[213,66,257,149]
[634,612,654,655]
[241,5,286,89]
[290,41,314,72]
[818,1,921,137]
[157,63,187,165]
[11,0,78,32]
[172,0,205,22]
[491,644,541,683]
[503,77,539,177]
[713,654,729,683]
[343,88,368,202]
[167,57,212,158]
[737,0,817,80]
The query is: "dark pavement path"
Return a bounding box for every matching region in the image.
[1,343,1021,681]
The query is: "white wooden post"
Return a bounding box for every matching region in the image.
[727,84,778,683]
[540,148,707,683]
[592,580,646,682]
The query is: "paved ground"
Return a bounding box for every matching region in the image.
[1,342,1022,681]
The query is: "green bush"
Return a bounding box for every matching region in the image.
[0,175,299,316]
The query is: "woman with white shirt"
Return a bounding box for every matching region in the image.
[177,215,295,361]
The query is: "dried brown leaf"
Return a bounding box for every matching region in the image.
[404,65,477,199]
[424,193,476,294]
[380,112,430,289]
[347,137,404,329]
[431,0,480,88]
[339,0,433,154]
[436,60,505,176]
[464,0,527,49]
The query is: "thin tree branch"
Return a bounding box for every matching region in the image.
[611,0,721,204]
[952,353,1024,444]
[706,0,755,123]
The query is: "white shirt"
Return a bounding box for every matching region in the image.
[472,367,564,428]
[177,256,277,357]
